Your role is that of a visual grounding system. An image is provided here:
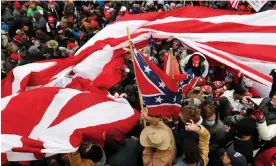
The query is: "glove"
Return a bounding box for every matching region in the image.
[250,110,265,123]
[269,69,276,78]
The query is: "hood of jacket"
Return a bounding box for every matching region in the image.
[33,11,41,20]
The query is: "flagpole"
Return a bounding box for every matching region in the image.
[126,27,147,127]
[169,48,174,79]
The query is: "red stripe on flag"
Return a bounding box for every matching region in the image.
[142,20,276,33]
[147,105,180,119]
[198,45,272,83]
[115,6,251,23]
[1,88,60,136]
[69,109,140,147]
[49,93,114,128]
[199,41,276,62]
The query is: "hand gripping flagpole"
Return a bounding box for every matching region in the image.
[126,27,147,127]
[169,48,174,79]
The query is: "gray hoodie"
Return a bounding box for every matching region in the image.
[33,11,46,30]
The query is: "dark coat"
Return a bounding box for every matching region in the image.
[33,11,47,31]
[105,139,143,166]
[260,97,276,125]
[4,57,18,72]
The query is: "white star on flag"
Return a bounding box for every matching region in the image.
[173,96,176,102]
[155,96,163,103]
[144,66,151,74]
[158,81,165,89]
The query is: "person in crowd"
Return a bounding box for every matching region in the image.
[59,41,79,57]
[201,104,227,165]
[174,105,203,159]
[250,109,276,141]
[33,11,47,31]
[217,145,247,166]
[27,2,44,17]
[175,119,210,166]
[4,52,21,72]
[46,16,60,37]
[103,128,143,166]
[140,109,176,166]
[67,140,106,166]
[254,136,276,166]
[180,52,209,78]
[223,117,256,164]
[1,23,9,50]
[35,29,51,44]
[187,86,205,103]
[258,69,276,125]
[219,86,249,115]
[47,0,61,20]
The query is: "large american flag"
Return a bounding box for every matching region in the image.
[1,6,276,161]
[2,7,275,98]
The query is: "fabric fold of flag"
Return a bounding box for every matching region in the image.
[1,87,140,161]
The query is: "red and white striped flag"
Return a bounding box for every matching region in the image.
[229,0,240,9]
[2,7,275,98]
[1,87,140,161]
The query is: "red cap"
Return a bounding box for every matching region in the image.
[192,55,200,67]
[67,42,76,49]
[105,12,111,19]
[48,16,55,23]
[12,35,22,45]
[48,0,55,5]
[214,81,223,89]
[92,15,97,20]
[91,20,99,28]
[10,53,22,61]
[14,1,21,9]
[201,85,212,94]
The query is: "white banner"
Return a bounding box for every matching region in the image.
[247,0,268,12]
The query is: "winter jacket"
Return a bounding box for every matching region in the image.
[13,9,21,19]
[142,117,176,166]
[33,11,47,30]
[203,120,226,151]
[180,52,209,78]
[260,97,276,125]
[27,6,44,17]
[63,2,74,16]
[46,21,60,37]
[47,2,61,19]
[4,57,18,72]
[196,126,210,166]
[68,151,97,166]
[106,138,142,166]
[1,30,9,49]
[256,120,276,141]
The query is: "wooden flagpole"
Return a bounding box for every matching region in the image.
[169,48,174,79]
[126,27,147,127]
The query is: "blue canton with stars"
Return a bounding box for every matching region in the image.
[133,49,183,108]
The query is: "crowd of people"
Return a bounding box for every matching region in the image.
[1,0,276,166]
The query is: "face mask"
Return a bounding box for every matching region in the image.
[205,120,215,126]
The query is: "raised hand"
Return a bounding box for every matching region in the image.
[185,119,200,132]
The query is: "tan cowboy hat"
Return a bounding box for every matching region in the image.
[140,126,170,150]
